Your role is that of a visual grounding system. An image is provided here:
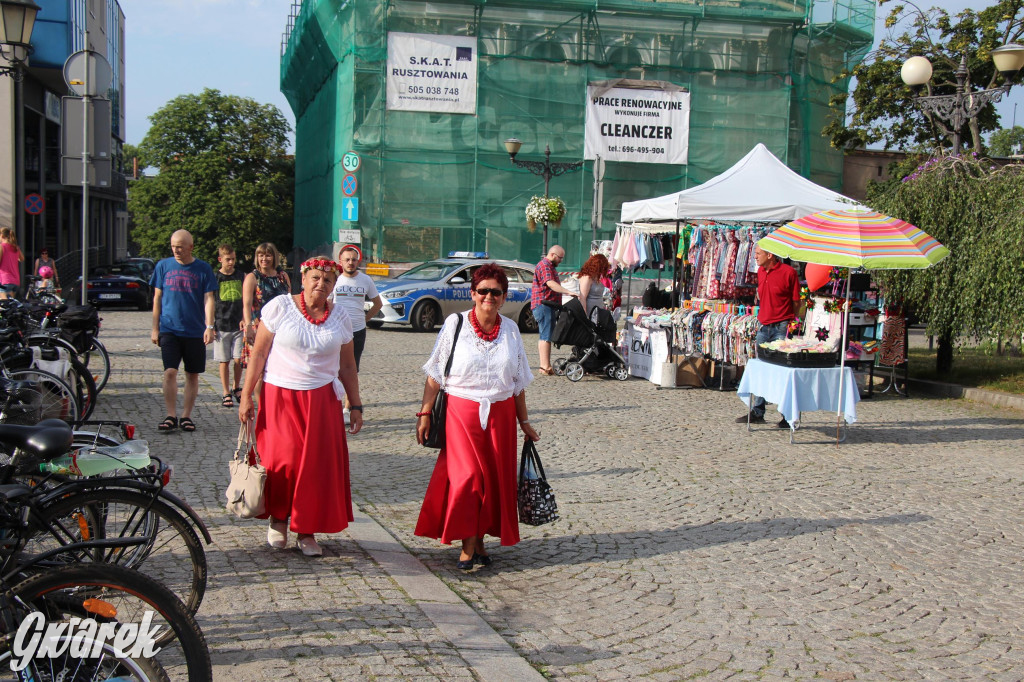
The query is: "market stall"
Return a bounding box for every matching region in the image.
[616,143,864,383]
[755,209,950,442]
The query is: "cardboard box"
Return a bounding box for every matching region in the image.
[675,356,710,387]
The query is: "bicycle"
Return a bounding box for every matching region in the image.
[0,487,212,680]
[0,420,210,616]
[1,298,110,395]
[23,274,63,307]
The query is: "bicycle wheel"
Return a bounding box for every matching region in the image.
[82,338,111,393]
[27,334,109,396]
[26,488,208,616]
[0,621,168,681]
[6,369,80,423]
[63,354,98,420]
[8,563,211,681]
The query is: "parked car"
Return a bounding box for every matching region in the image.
[66,262,153,310]
[126,257,156,280]
[371,253,537,332]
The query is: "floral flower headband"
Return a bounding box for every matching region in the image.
[300,257,341,275]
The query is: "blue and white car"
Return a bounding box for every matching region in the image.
[371,253,538,332]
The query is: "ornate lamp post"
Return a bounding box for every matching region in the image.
[1,0,41,264]
[0,0,39,78]
[504,138,583,254]
[901,44,1024,152]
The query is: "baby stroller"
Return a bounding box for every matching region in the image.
[546,298,629,382]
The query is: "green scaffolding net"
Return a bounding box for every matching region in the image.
[282,0,873,268]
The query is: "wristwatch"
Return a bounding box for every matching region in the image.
[206,325,214,330]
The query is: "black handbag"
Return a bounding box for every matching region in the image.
[423,314,463,449]
[517,440,558,526]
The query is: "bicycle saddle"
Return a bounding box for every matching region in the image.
[0,419,73,460]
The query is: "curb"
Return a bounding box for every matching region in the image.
[907,377,1024,412]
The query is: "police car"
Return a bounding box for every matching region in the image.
[371,252,537,332]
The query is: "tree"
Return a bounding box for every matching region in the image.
[825,0,1024,153]
[866,155,1024,374]
[988,126,1024,156]
[128,89,294,265]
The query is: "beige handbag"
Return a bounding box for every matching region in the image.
[225,422,266,518]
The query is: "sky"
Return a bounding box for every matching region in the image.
[120,0,1024,149]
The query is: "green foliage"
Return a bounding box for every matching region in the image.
[825,0,1023,152]
[128,89,294,265]
[988,126,1024,156]
[867,155,1024,374]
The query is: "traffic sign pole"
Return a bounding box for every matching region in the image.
[80,33,91,306]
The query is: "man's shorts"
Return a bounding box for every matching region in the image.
[213,329,244,363]
[352,328,367,371]
[159,334,207,374]
[532,303,555,342]
[0,283,18,295]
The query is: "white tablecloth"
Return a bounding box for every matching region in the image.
[737,359,859,425]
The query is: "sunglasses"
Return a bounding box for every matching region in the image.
[473,287,505,298]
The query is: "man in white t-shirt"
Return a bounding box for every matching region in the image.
[331,245,383,422]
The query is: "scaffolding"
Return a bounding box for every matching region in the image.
[281,0,874,267]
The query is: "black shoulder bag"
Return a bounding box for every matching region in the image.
[423,313,464,449]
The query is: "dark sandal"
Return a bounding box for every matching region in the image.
[222,393,234,407]
[179,417,196,432]
[232,388,242,403]
[157,416,177,432]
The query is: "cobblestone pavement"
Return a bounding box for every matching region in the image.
[92,310,1024,681]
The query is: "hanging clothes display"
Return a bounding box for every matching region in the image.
[686,225,772,299]
[670,300,760,366]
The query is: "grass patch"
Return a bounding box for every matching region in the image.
[907,344,1024,395]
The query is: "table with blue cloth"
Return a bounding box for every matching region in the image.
[737,359,860,442]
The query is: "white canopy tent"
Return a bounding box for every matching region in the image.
[620,143,864,224]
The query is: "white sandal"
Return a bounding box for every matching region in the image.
[267,520,288,549]
[297,535,322,557]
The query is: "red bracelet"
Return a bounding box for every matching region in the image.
[416,411,431,417]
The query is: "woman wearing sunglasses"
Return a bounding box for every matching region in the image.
[415,263,540,570]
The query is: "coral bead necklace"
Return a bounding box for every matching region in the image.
[299,292,331,325]
[469,308,500,342]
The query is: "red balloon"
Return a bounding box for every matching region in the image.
[805,263,832,291]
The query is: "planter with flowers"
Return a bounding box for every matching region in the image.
[525,196,566,232]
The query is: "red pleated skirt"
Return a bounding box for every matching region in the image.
[414,395,520,546]
[255,382,353,534]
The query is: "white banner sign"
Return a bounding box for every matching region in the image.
[627,326,653,379]
[584,85,690,164]
[386,33,478,115]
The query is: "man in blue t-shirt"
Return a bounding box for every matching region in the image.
[150,229,218,433]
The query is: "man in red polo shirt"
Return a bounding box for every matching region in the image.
[737,244,801,427]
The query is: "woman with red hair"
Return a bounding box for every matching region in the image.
[578,253,610,313]
[415,262,540,570]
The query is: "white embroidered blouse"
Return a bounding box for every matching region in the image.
[261,294,354,399]
[423,312,534,428]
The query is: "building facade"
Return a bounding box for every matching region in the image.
[281,0,874,267]
[0,0,127,284]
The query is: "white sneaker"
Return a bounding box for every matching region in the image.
[297,535,322,557]
[343,407,351,425]
[267,520,288,549]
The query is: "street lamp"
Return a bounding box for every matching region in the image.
[901,43,1024,152]
[504,138,584,253]
[0,0,40,80]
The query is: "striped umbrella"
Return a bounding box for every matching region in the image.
[756,209,949,443]
[757,209,949,269]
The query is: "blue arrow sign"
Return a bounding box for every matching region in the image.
[343,197,359,221]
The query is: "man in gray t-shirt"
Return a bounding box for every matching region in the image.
[331,245,383,422]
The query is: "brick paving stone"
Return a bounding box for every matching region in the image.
[92,310,1024,680]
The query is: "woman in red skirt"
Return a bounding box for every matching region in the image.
[238,256,363,557]
[415,263,540,570]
